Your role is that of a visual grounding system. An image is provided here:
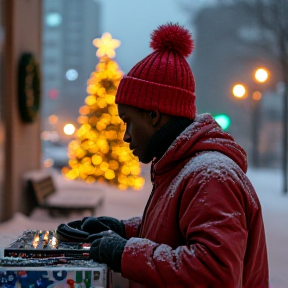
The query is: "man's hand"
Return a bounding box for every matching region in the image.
[88,230,127,272]
[81,216,126,238]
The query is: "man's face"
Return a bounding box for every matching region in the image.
[117,104,154,163]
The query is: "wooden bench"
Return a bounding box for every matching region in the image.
[24,170,105,216]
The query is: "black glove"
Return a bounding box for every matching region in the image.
[88,230,127,272]
[81,216,126,238]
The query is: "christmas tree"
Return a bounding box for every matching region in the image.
[63,33,144,190]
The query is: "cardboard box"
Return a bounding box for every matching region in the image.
[0,230,111,287]
[0,259,110,288]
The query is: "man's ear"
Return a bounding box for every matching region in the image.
[150,110,161,127]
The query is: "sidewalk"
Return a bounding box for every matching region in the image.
[246,169,288,288]
[0,167,287,287]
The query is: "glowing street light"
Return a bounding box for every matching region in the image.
[231,67,270,169]
[252,91,262,101]
[48,114,58,125]
[64,124,76,135]
[255,68,268,83]
[232,84,246,98]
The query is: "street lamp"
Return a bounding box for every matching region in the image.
[232,84,246,98]
[255,68,269,83]
[232,68,269,167]
[63,124,76,136]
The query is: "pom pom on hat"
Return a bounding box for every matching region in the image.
[150,23,194,57]
[116,23,197,120]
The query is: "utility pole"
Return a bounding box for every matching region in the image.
[283,82,288,193]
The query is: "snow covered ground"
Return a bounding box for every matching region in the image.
[246,168,288,288]
[0,166,287,287]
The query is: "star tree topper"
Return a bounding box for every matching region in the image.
[93,33,121,59]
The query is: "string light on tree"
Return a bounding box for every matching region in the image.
[63,33,144,190]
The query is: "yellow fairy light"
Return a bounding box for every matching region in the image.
[78,116,89,125]
[92,155,102,165]
[87,130,98,140]
[118,184,128,191]
[81,157,91,164]
[106,95,116,105]
[86,176,96,183]
[79,106,90,115]
[88,145,100,154]
[97,87,106,97]
[97,138,107,147]
[134,177,145,190]
[79,170,88,180]
[87,85,97,94]
[93,33,120,59]
[109,160,119,170]
[100,146,110,154]
[118,174,127,184]
[61,166,69,174]
[100,162,109,172]
[81,123,92,132]
[83,164,95,175]
[97,98,107,108]
[108,106,118,116]
[66,169,79,179]
[127,176,135,186]
[111,115,121,125]
[96,122,106,131]
[85,95,97,106]
[81,140,93,150]
[130,166,141,176]
[89,116,99,125]
[75,149,86,159]
[105,130,117,140]
[105,169,115,180]
[69,159,79,168]
[94,167,104,176]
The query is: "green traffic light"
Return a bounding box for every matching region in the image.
[214,114,231,131]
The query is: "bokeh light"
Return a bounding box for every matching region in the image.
[66,69,78,81]
[232,84,246,98]
[64,124,76,135]
[255,68,268,83]
[46,13,62,27]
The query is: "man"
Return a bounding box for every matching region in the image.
[63,23,269,287]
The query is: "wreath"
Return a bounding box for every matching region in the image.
[18,53,41,123]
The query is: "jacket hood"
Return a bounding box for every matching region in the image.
[155,113,247,173]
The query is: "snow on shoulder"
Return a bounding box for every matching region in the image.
[166,151,258,208]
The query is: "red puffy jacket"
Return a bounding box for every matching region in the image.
[121,113,268,288]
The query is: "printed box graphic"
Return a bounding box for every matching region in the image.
[0,230,110,288]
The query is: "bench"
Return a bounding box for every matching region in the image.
[24,170,105,216]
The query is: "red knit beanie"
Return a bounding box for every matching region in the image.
[115,23,196,119]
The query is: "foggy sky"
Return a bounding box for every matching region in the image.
[97,0,195,73]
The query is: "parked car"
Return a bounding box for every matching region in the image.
[42,140,69,169]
